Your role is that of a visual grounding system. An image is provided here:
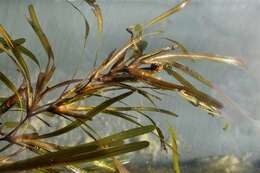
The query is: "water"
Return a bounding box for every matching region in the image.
[0,0,260,172]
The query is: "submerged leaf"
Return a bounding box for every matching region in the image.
[38,91,134,139]
[0,26,14,48]
[3,121,19,128]
[113,158,130,173]
[0,37,40,68]
[0,141,149,172]
[27,4,54,68]
[0,37,40,67]
[12,38,26,45]
[66,0,90,47]
[172,62,214,88]
[128,67,223,109]
[91,160,115,172]
[164,38,188,54]
[92,4,103,33]
[83,0,103,33]
[0,72,22,110]
[17,45,40,68]
[0,26,33,108]
[0,37,25,53]
[164,65,195,89]
[143,0,190,29]
[143,52,245,67]
[0,88,25,116]
[92,36,143,80]
[70,106,178,117]
[169,126,181,173]
[0,126,154,172]
[179,90,220,116]
[0,97,6,104]
[100,110,145,132]
[0,25,31,84]
[66,165,88,173]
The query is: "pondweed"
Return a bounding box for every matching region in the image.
[0,0,243,172]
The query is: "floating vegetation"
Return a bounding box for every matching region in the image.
[0,0,244,172]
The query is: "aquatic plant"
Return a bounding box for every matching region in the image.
[0,0,243,172]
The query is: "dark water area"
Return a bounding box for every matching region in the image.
[125,155,260,173]
[87,155,260,173]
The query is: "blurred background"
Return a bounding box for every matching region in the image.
[0,0,260,171]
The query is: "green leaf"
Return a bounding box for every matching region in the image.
[17,45,40,68]
[111,106,178,117]
[71,106,178,117]
[0,37,26,53]
[83,0,103,33]
[0,26,33,108]
[12,38,26,45]
[3,121,19,128]
[113,83,160,106]
[164,38,188,54]
[172,62,214,88]
[164,65,195,89]
[27,5,56,95]
[27,5,54,68]
[38,91,134,139]
[0,72,22,107]
[104,110,142,127]
[0,97,6,104]
[66,165,88,173]
[104,124,154,145]
[169,126,181,173]
[178,90,220,116]
[83,160,116,172]
[0,36,40,68]
[66,0,90,48]
[0,125,154,172]
[143,0,190,29]
[92,4,103,33]
[0,141,149,172]
[0,25,31,84]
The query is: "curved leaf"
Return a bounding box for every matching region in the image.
[0,37,25,53]
[27,5,54,70]
[83,0,103,33]
[0,72,21,104]
[66,0,90,48]
[164,38,188,54]
[143,0,190,29]
[17,45,40,68]
[0,25,31,83]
